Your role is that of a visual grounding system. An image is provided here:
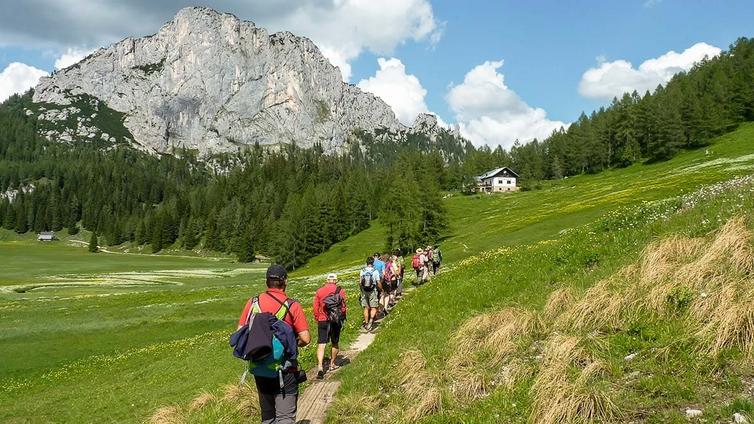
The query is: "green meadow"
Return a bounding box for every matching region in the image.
[1,123,754,422]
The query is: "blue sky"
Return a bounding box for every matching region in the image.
[1,0,753,148]
[349,0,754,123]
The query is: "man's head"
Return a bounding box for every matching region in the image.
[366,256,375,266]
[373,252,380,258]
[326,273,337,284]
[266,264,288,289]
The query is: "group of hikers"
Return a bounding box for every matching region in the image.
[231,246,442,424]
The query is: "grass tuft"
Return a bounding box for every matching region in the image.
[188,391,215,412]
[221,382,259,416]
[148,405,183,424]
[449,307,535,401]
[395,349,443,421]
[543,287,575,322]
[530,336,618,424]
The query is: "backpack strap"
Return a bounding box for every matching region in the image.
[264,291,294,323]
[241,297,257,327]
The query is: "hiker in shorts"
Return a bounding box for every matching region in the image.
[313,273,347,379]
[360,257,381,331]
[388,255,400,306]
[379,256,396,314]
[432,245,443,275]
[395,249,405,298]
[412,248,424,284]
[420,248,430,283]
[236,265,310,424]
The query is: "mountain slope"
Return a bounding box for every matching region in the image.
[31,7,405,154]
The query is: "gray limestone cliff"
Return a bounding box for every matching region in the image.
[32,7,408,154]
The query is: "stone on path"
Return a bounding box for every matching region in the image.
[685,408,703,419]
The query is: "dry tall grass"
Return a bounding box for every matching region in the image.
[557,279,630,331]
[396,349,443,421]
[149,405,184,424]
[448,307,535,401]
[529,335,618,424]
[188,391,215,411]
[543,287,574,322]
[221,382,259,416]
[442,217,753,422]
[558,217,754,342]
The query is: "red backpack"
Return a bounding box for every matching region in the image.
[412,254,421,269]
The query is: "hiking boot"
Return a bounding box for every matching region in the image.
[365,321,373,332]
[316,369,325,380]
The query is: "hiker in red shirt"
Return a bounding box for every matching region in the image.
[312,273,347,379]
[236,264,310,424]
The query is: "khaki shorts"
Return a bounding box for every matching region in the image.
[360,289,379,308]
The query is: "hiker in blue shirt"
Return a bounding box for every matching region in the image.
[372,252,385,279]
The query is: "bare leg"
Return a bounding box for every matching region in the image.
[330,346,339,368]
[317,343,326,371]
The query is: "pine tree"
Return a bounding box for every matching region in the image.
[88,231,99,253]
[237,225,256,263]
[14,200,27,234]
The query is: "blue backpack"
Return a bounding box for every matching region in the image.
[236,294,296,379]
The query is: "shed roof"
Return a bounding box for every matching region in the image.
[477,167,520,180]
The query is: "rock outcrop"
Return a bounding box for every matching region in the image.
[32,7,406,154]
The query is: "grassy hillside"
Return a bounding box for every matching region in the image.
[298,123,754,277]
[329,175,754,423]
[327,124,754,423]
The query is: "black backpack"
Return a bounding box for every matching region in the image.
[322,286,344,324]
[360,269,376,291]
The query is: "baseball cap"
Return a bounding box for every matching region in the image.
[266,264,288,281]
[327,273,337,280]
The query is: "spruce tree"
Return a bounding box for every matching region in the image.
[88,231,99,253]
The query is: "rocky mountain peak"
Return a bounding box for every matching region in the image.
[31,7,409,155]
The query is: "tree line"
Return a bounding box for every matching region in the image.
[0,97,460,268]
[459,37,754,184]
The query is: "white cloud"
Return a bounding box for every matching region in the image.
[0,62,48,102]
[265,0,441,81]
[0,1,442,82]
[447,60,566,149]
[54,47,94,70]
[357,57,429,126]
[579,42,721,100]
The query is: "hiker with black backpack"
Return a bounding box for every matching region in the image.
[432,244,443,275]
[360,256,381,331]
[233,265,310,424]
[312,273,347,379]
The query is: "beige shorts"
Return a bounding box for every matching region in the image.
[360,289,379,308]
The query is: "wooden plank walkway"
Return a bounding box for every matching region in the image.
[296,331,376,423]
[296,283,420,423]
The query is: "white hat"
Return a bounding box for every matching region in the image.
[327,273,337,280]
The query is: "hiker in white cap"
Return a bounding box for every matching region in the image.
[411,248,424,284]
[312,273,346,379]
[419,248,430,283]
